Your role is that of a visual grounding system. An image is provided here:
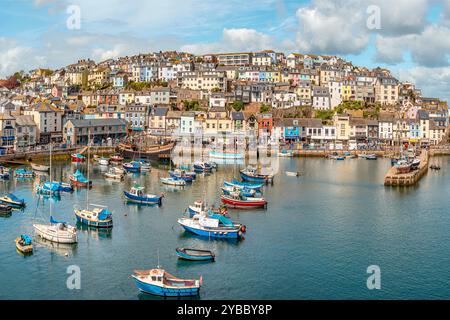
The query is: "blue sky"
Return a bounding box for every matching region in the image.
[1,0,450,101]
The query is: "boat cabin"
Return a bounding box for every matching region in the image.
[130,186,145,197]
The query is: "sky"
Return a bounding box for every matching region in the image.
[1,0,450,101]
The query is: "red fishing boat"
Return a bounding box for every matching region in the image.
[71,154,86,163]
[221,194,267,209]
[110,155,124,163]
[69,170,92,187]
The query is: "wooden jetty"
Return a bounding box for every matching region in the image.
[384,151,429,186]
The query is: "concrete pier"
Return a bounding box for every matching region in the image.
[384,151,429,186]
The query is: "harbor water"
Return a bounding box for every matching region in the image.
[1,156,450,299]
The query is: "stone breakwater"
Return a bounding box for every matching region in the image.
[384,151,429,186]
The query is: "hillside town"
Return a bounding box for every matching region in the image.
[0,50,448,154]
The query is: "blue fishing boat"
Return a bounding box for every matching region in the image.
[74,205,113,228]
[176,248,215,261]
[69,170,92,187]
[169,170,194,182]
[221,185,258,198]
[124,184,163,205]
[209,151,244,160]
[224,179,264,191]
[178,211,246,239]
[132,268,201,297]
[193,161,212,172]
[240,167,274,184]
[58,182,73,192]
[0,193,25,208]
[123,161,141,173]
[36,181,60,196]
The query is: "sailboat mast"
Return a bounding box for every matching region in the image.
[86,128,90,209]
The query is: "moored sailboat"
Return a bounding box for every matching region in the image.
[34,216,78,244]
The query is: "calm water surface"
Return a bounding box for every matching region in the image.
[1,157,450,300]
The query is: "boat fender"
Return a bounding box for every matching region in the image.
[238,230,243,237]
[240,225,246,233]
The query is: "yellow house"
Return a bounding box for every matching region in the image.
[203,107,232,137]
[342,85,353,101]
[333,114,350,141]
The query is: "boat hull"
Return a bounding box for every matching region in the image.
[75,214,113,228]
[169,171,193,182]
[176,249,215,261]
[239,171,272,184]
[118,143,174,161]
[209,151,244,160]
[71,155,85,163]
[33,224,77,244]
[15,238,33,254]
[69,177,92,187]
[133,277,200,297]
[31,163,50,172]
[123,191,162,206]
[178,219,242,239]
[221,195,267,209]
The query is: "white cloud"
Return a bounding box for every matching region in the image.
[401,65,450,101]
[375,24,450,67]
[0,38,45,77]
[294,0,430,55]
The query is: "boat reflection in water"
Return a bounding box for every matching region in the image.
[76,223,112,240]
[33,235,77,257]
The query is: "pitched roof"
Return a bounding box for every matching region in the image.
[68,118,128,128]
[153,106,169,117]
[15,115,36,127]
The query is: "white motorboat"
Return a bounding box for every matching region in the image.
[98,157,110,166]
[160,177,186,186]
[30,163,50,172]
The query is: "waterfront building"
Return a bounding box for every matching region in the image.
[124,104,148,131]
[334,113,351,144]
[0,111,16,154]
[148,106,169,134]
[63,118,128,145]
[14,115,37,151]
[24,102,64,144]
[179,112,195,135]
[166,111,182,135]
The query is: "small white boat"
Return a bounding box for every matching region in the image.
[30,163,50,172]
[160,177,186,186]
[278,150,294,157]
[286,171,300,177]
[104,167,124,180]
[111,167,125,175]
[33,217,77,244]
[98,157,110,166]
[139,161,151,172]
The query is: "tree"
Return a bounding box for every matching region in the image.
[232,101,244,112]
[260,104,271,113]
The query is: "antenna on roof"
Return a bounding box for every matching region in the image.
[157,248,160,269]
